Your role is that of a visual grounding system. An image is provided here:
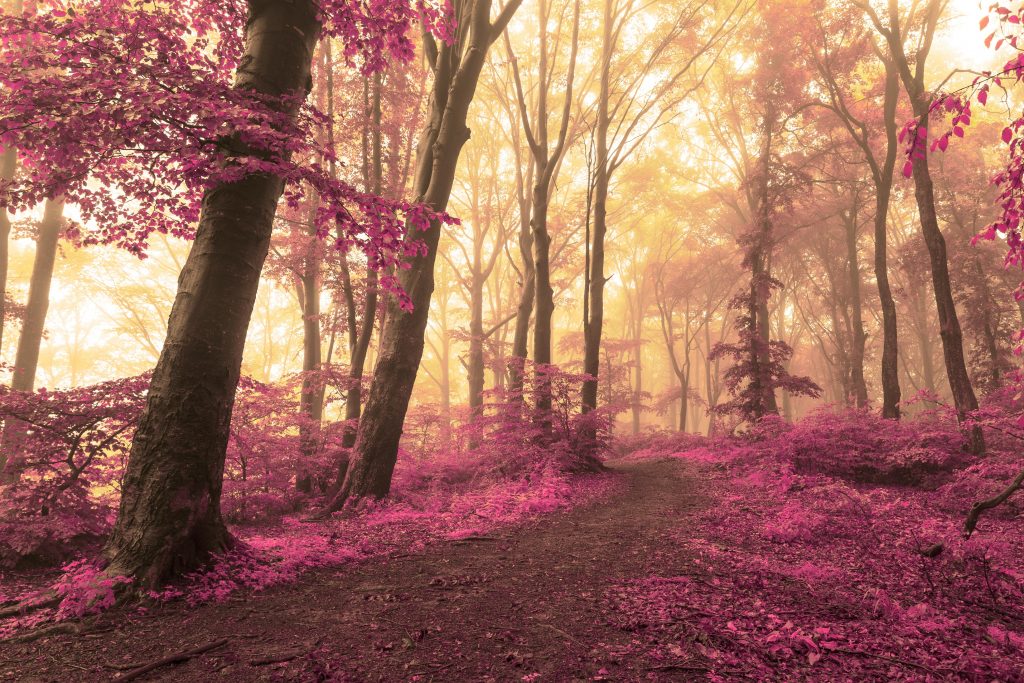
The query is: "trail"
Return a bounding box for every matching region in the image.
[1,459,704,682]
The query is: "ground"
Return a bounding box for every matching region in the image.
[0,459,706,682]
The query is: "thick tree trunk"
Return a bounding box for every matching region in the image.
[326,1,518,508]
[103,1,321,587]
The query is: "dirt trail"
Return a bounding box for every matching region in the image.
[1,458,703,682]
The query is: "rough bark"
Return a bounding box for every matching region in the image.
[103,1,322,587]
[325,1,522,508]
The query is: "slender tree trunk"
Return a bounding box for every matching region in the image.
[748,106,779,419]
[0,146,15,360]
[468,273,485,413]
[581,0,612,414]
[104,2,322,587]
[844,204,869,408]
[881,0,980,449]
[331,66,380,492]
[0,197,63,483]
[875,59,901,419]
[909,109,983,452]
[326,1,520,508]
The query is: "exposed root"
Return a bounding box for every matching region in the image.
[0,592,59,619]
[113,638,229,681]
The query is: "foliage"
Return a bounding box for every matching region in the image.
[0,375,148,567]
[614,408,1024,680]
[710,291,821,425]
[0,0,451,305]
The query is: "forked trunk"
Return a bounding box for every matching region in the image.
[104,1,322,587]
[327,1,518,508]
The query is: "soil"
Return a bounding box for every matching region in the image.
[0,458,704,682]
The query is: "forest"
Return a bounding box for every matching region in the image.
[0,0,1023,680]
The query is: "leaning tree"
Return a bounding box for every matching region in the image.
[0,0,446,586]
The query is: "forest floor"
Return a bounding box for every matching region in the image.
[0,458,708,682]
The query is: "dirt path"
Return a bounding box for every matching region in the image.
[1,458,703,682]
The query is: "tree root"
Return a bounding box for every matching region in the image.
[965,467,1024,538]
[0,592,60,619]
[113,638,229,681]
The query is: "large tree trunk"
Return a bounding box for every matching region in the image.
[325,1,519,508]
[581,0,612,414]
[103,1,322,587]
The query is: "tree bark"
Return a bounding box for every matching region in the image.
[582,0,613,414]
[875,58,902,419]
[872,0,980,447]
[843,202,869,408]
[325,1,521,508]
[103,0,322,587]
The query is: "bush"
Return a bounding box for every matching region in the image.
[778,408,968,486]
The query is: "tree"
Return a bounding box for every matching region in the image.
[0,0,435,585]
[857,0,983,452]
[506,0,581,419]
[811,11,902,416]
[581,0,746,414]
[324,0,524,510]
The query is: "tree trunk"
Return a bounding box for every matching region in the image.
[581,0,612,414]
[468,273,485,413]
[875,58,901,419]
[909,109,983,453]
[0,146,14,361]
[326,1,519,508]
[844,204,869,408]
[296,211,322,493]
[103,1,322,587]
[0,197,63,483]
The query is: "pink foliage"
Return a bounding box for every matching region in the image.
[615,409,1024,680]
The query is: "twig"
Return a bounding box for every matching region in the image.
[646,663,709,672]
[831,647,942,676]
[113,638,229,681]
